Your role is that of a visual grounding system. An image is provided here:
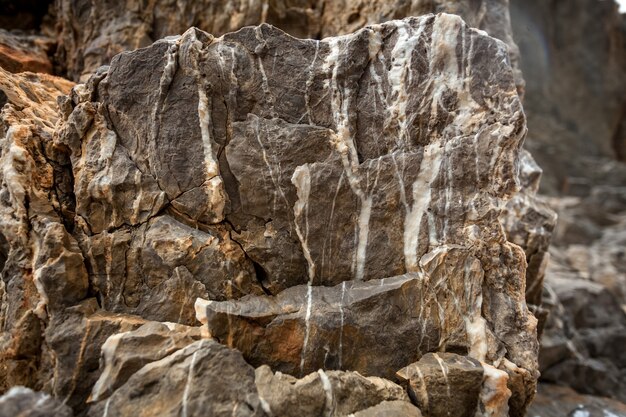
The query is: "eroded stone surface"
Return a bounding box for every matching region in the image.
[86,339,264,417]
[0,68,78,391]
[89,321,202,403]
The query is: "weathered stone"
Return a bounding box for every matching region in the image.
[0,386,73,417]
[196,254,490,379]
[0,68,78,391]
[396,352,484,417]
[89,321,202,402]
[0,2,547,415]
[255,365,409,417]
[500,150,557,335]
[43,302,146,412]
[0,29,53,74]
[86,339,264,417]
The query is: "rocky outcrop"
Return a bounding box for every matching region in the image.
[396,353,487,417]
[0,1,557,415]
[537,187,626,403]
[0,68,77,391]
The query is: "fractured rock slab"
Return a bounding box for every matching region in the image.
[196,248,489,379]
[86,339,264,417]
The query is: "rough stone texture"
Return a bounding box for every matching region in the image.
[52,0,523,90]
[0,30,54,74]
[255,365,409,416]
[42,302,147,412]
[0,386,73,417]
[197,272,489,379]
[57,13,537,415]
[86,339,264,417]
[396,353,485,417]
[510,0,626,194]
[0,68,77,392]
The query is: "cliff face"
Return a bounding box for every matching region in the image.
[0,0,623,416]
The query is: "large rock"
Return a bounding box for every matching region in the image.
[53,12,539,414]
[396,353,485,417]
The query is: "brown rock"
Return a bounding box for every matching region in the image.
[396,353,484,417]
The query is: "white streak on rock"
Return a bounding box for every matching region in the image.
[404,143,443,271]
[300,283,313,375]
[291,164,315,281]
[388,20,426,147]
[318,369,335,417]
[338,281,346,368]
[181,349,200,417]
[477,363,511,417]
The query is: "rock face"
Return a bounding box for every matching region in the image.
[0,1,550,416]
[0,68,77,391]
[52,0,523,89]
